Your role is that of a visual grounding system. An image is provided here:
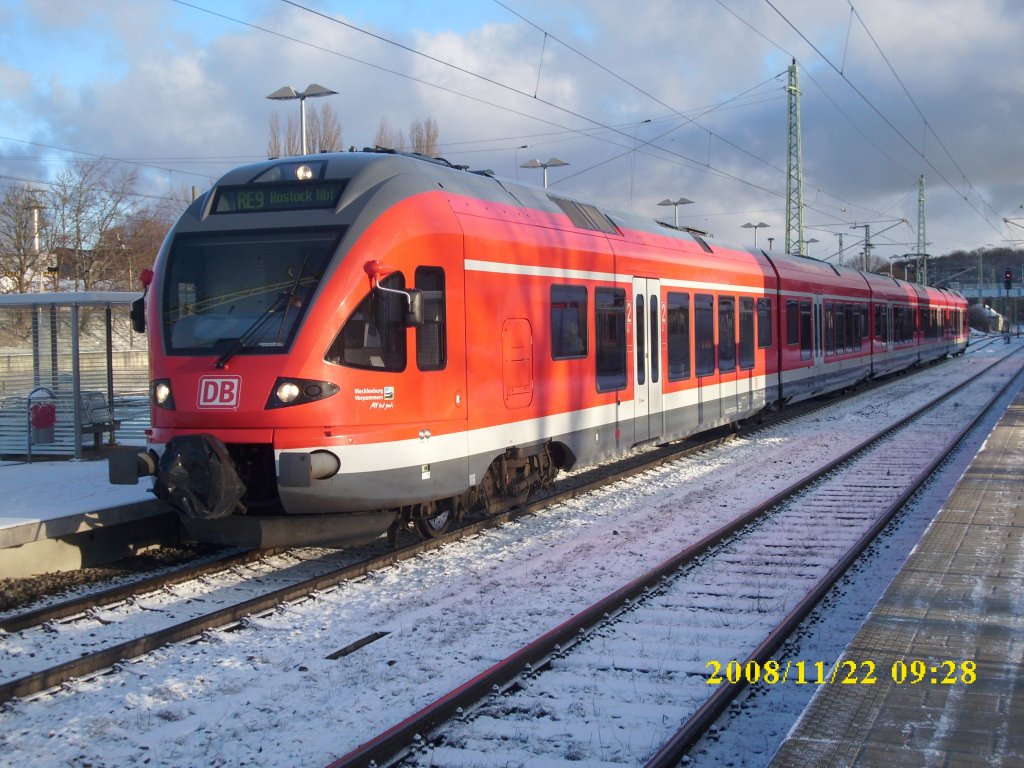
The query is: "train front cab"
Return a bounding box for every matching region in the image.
[117,154,486,547]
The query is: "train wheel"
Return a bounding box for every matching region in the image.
[414,501,451,539]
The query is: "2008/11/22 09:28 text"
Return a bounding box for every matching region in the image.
[706,659,977,686]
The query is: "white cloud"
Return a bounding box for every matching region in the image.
[0,0,1021,255]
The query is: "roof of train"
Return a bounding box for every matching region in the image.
[200,150,963,303]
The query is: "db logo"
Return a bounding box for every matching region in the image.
[197,376,242,409]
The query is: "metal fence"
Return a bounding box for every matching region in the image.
[0,293,149,460]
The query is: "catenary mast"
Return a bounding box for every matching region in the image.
[917,175,927,284]
[785,60,805,256]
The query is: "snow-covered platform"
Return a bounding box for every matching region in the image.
[0,454,174,578]
[769,388,1024,766]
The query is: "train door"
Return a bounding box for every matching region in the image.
[632,277,664,442]
[718,295,739,417]
[812,294,825,389]
[411,263,469,499]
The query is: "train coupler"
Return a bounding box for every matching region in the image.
[154,434,246,519]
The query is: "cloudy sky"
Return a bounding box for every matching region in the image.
[2,0,1022,263]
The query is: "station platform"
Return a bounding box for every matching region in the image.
[0,453,174,579]
[769,390,1024,766]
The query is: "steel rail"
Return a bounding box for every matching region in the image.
[325,348,1021,768]
[0,547,266,634]
[645,351,1024,767]
[0,348,989,706]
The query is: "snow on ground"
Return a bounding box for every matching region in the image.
[0,341,1018,767]
[689,356,1024,766]
[0,460,151,528]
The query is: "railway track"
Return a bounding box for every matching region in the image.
[0,345,1017,765]
[0,345,1011,712]
[326,348,1023,768]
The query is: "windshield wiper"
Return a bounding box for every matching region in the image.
[275,256,309,345]
[214,294,288,369]
[214,258,312,369]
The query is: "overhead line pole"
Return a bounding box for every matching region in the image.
[785,60,805,255]
[917,175,928,284]
[851,224,872,271]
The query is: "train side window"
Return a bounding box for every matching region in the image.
[825,303,836,356]
[595,287,627,392]
[551,284,588,359]
[786,299,799,345]
[667,292,691,381]
[326,272,407,371]
[799,300,812,360]
[718,297,736,373]
[739,297,755,370]
[875,304,887,343]
[838,304,848,353]
[650,295,660,384]
[695,294,715,376]
[415,267,446,371]
[636,293,646,386]
[757,298,772,348]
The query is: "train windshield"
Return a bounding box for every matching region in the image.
[161,229,341,356]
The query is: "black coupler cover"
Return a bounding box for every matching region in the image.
[156,434,246,519]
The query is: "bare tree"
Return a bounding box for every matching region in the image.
[268,112,284,158]
[267,111,301,157]
[0,184,47,293]
[374,117,405,151]
[99,205,175,291]
[307,103,343,153]
[268,103,343,157]
[47,159,139,291]
[409,117,440,156]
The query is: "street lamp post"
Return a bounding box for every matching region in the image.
[658,197,694,227]
[741,221,770,248]
[520,157,568,188]
[513,145,528,178]
[802,237,819,257]
[27,198,44,291]
[266,84,338,156]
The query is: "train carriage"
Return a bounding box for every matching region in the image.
[111,150,968,548]
[766,255,874,403]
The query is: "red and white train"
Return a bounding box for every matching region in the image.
[111,150,968,547]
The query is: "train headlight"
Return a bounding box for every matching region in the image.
[151,379,175,410]
[276,382,301,403]
[266,378,340,409]
[296,164,315,181]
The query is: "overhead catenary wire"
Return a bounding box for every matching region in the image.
[174,0,822,214]
[4,0,1004,250]
[762,0,1005,239]
[270,0,891,224]
[4,0,889,232]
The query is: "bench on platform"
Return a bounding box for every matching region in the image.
[78,391,121,449]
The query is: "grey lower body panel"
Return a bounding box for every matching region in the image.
[178,508,397,548]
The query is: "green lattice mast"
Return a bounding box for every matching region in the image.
[916,175,927,284]
[785,59,805,255]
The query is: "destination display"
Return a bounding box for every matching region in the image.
[213,181,345,214]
